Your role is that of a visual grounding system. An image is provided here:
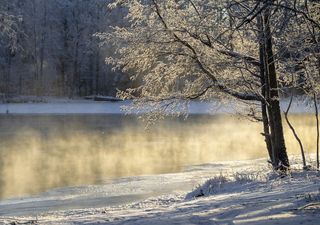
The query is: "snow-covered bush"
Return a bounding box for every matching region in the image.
[186,169,269,199]
[233,171,267,183]
[185,174,228,199]
[303,190,320,203]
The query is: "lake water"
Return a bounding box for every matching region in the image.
[0,106,316,201]
[0,113,270,200]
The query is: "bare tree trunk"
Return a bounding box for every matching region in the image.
[256,6,290,170]
[95,51,100,95]
[284,94,307,168]
[258,15,273,161]
[261,101,273,160]
[5,49,12,96]
[31,0,39,96]
[71,7,81,97]
[60,18,69,97]
[257,16,273,162]
[39,1,47,96]
[19,73,22,95]
[263,4,289,170]
[314,93,319,170]
[73,39,79,97]
[315,55,320,170]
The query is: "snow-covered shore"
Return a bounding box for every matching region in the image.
[1,157,320,225]
[0,99,236,115]
[0,98,315,115]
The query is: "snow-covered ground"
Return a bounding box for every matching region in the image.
[1,157,320,225]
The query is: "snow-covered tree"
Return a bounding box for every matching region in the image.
[0,0,127,97]
[274,1,320,169]
[101,0,320,171]
[0,0,19,96]
[0,1,17,41]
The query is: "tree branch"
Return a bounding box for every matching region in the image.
[151,0,261,102]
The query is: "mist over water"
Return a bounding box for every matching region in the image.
[0,114,316,200]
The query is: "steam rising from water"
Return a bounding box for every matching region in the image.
[0,114,316,199]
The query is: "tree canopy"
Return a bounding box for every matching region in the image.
[102,0,320,171]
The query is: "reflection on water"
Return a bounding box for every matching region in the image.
[0,114,316,200]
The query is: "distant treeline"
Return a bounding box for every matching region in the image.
[0,0,130,97]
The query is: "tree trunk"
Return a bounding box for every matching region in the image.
[60,18,69,97]
[261,101,273,162]
[19,73,22,95]
[314,93,319,170]
[258,15,273,161]
[5,49,12,96]
[263,5,290,170]
[95,51,100,95]
[59,58,66,96]
[39,2,47,96]
[31,0,40,96]
[73,39,79,97]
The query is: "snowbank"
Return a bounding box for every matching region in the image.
[1,157,320,224]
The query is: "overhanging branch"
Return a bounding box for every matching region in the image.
[151,0,261,102]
